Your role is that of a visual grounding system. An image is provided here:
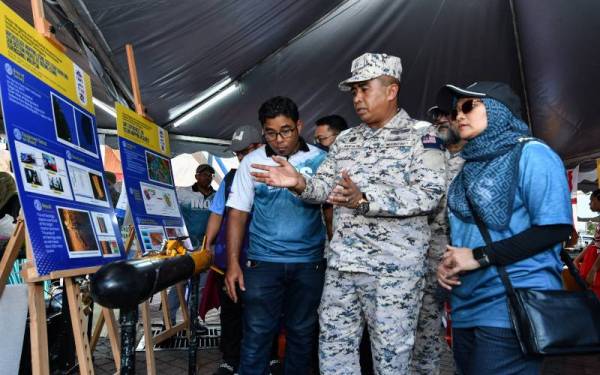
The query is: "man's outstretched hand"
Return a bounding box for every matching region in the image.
[251,156,307,193]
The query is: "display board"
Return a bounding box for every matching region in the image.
[116,103,189,253]
[0,2,125,275]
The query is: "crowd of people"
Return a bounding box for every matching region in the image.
[170,52,595,375]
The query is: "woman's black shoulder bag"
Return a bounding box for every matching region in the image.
[470,207,600,356]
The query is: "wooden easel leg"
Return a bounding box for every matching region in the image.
[28,281,49,375]
[0,219,25,297]
[64,278,94,374]
[160,289,172,329]
[90,310,105,351]
[177,282,190,328]
[141,300,156,375]
[102,308,121,371]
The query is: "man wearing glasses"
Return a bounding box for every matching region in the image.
[225,96,327,374]
[313,114,348,152]
[410,105,465,375]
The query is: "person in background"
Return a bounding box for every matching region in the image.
[167,164,216,325]
[225,96,327,375]
[574,189,600,298]
[104,171,120,207]
[204,125,281,375]
[436,82,572,374]
[313,115,348,152]
[410,105,464,375]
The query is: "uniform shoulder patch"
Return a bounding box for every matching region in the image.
[421,133,445,151]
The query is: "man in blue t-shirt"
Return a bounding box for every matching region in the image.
[225,97,327,375]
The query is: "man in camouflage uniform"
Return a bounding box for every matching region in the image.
[410,106,465,375]
[251,53,446,374]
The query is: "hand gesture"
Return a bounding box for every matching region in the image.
[437,245,480,290]
[251,156,305,192]
[327,170,363,208]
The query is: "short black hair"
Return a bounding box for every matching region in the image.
[258,96,299,125]
[315,114,348,134]
[196,164,215,174]
[592,189,600,200]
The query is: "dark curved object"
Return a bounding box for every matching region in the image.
[90,255,195,310]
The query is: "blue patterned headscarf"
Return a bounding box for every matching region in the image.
[447,98,531,230]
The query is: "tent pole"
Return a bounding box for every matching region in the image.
[508,0,533,128]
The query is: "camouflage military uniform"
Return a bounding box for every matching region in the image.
[300,109,446,374]
[410,146,464,375]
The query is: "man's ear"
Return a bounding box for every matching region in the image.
[386,83,399,101]
[297,119,304,133]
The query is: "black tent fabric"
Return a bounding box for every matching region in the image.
[57,0,600,160]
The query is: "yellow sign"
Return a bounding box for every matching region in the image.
[116,103,171,156]
[0,2,94,113]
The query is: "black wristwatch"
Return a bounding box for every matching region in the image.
[354,193,369,215]
[472,246,491,268]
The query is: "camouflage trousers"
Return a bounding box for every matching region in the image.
[318,268,425,375]
[409,264,444,375]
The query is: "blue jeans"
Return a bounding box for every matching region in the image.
[239,260,325,375]
[453,326,542,375]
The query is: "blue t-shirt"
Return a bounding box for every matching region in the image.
[177,186,215,244]
[209,180,227,215]
[449,141,572,329]
[226,143,327,263]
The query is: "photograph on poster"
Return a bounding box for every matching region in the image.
[139,181,179,217]
[15,142,73,199]
[89,172,107,201]
[139,224,166,251]
[52,93,78,145]
[57,207,100,258]
[75,108,97,155]
[165,226,188,239]
[99,240,120,256]
[90,211,115,236]
[24,168,42,186]
[146,151,173,185]
[66,160,110,208]
[20,152,36,165]
[49,176,64,192]
[42,153,58,172]
[51,93,98,157]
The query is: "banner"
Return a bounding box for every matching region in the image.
[0,3,125,275]
[116,104,188,252]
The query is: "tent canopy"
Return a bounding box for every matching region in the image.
[10,0,600,162]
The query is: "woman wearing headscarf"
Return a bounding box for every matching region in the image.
[436,82,573,374]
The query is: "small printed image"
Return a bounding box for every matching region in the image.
[149,232,163,247]
[88,172,107,201]
[20,152,36,165]
[96,215,107,233]
[24,168,42,186]
[42,153,58,172]
[100,240,120,256]
[57,207,99,255]
[49,176,64,192]
[75,109,97,155]
[139,225,166,251]
[146,151,173,185]
[52,94,78,145]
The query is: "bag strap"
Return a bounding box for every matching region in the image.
[467,199,589,292]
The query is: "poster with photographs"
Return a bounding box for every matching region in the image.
[0,2,126,275]
[117,103,190,253]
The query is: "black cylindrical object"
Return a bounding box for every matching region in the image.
[188,273,201,375]
[90,255,196,310]
[119,308,138,375]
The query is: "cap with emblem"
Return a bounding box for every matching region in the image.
[338,53,402,91]
[227,125,262,152]
[437,81,522,119]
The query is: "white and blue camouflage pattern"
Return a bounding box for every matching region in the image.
[339,53,403,90]
[300,109,447,374]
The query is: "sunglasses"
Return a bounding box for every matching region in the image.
[451,99,482,120]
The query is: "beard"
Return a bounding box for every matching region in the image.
[437,124,461,146]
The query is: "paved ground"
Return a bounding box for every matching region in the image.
[92,295,600,374]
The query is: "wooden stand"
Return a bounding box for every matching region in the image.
[0,218,121,374]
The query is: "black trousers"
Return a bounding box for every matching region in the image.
[215,273,279,367]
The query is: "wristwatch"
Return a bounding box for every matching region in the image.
[354,193,369,215]
[472,246,491,268]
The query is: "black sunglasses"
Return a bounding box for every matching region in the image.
[451,99,482,120]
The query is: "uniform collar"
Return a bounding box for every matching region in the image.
[359,108,410,134]
[265,137,310,158]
